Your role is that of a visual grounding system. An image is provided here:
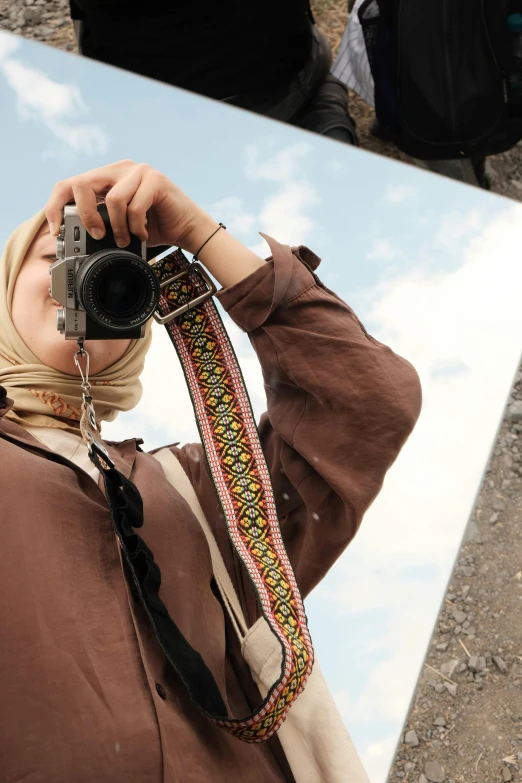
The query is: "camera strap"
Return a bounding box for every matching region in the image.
[78,248,314,743]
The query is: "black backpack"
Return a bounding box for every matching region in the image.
[358,0,522,160]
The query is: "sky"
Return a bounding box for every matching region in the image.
[1,30,522,782]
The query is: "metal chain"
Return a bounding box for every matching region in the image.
[74,339,97,433]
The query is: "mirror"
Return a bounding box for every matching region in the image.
[1,29,521,783]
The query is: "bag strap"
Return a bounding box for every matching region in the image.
[153,447,248,644]
[88,247,314,743]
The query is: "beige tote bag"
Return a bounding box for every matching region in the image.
[153,447,371,783]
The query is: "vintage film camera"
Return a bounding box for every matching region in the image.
[49,203,160,340]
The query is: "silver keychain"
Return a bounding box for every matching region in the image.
[73,338,97,431]
[73,338,114,468]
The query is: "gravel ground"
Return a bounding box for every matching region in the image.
[1,3,522,782]
[386,381,522,783]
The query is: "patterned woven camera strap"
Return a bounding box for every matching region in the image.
[154,248,315,740]
[88,248,314,743]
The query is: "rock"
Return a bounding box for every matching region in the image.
[452,610,467,624]
[485,160,499,186]
[434,716,447,727]
[405,729,420,747]
[418,776,429,783]
[468,656,487,672]
[507,400,522,422]
[492,499,506,512]
[435,683,446,694]
[502,766,512,782]
[493,656,508,674]
[24,7,42,22]
[444,682,458,696]
[463,520,481,542]
[424,760,446,782]
[436,642,449,652]
[440,660,459,679]
[489,512,500,525]
[458,566,476,577]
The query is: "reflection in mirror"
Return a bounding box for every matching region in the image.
[1,31,522,783]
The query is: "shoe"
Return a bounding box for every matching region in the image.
[291,75,359,146]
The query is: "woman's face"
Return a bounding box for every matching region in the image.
[11,222,131,375]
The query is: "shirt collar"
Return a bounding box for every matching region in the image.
[0,384,140,480]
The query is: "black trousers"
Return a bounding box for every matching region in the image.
[71,10,358,145]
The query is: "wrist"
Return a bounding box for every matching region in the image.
[176,210,220,256]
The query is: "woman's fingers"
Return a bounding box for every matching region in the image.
[104,164,150,246]
[126,175,162,243]
[44,179,75,236]
[71,182,105,239]
[44,160,136,238]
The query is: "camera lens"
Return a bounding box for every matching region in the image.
[96,266,147,318]
[77,249,160,330]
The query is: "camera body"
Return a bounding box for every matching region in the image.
[49,203,160,340]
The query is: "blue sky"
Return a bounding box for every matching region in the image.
[2,30,522,782]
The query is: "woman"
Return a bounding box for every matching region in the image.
[0,160,421,782]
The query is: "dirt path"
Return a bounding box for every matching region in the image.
[1,3,521,781]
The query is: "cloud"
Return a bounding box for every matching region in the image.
[323,202,522,779]
[342,202,522,570]
[257,180,318,243]
[361,734,401,783]
[383,184,417,204]
[244,141,312,181]
[365,239,400,262]
[0,31,109,155]
[211,197,256,236]
[435,208,483,254]
[0,30,20,60]
[210,142,320,257]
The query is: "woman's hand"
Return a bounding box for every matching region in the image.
[44,160,216,253]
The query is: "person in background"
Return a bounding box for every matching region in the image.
[331,0,490,189]
[69,0,359,146]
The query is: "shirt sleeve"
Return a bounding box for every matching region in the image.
[169,234,422,625]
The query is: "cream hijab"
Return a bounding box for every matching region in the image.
[0,209,153,434]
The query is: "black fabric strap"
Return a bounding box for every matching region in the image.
[90,447,228,717]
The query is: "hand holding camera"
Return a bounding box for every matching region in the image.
[45,159,266,342]
[44,159,215,252]
[45,160,219,341]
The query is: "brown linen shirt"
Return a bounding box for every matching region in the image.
[0,236,422,783]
